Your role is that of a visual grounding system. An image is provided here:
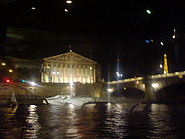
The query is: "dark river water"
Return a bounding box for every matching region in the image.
[1,103,185,139]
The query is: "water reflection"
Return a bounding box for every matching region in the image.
[24,105,40,139]
[1,103,185,138]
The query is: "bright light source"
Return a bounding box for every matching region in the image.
[9,69,13,72]
[172,35,176,39]
[47,66,50,69]
[124,87,126,90]
[179,75,183,79]
[174,29,176,33]
[66,0,72,4]
[6,79,10,83]
[90,67,92,70]
[22,80,25,82]
[57,72,59,74]
[146,9,151,14]
[31,7,36,10]
[1,63,6,66]
[120,74,122,77]
[53,72,56,74]
[160,42,164,46]
[160,64,163,68]
[30,82,36,86]
[70,82,73,86]
[64,9,68,12]
[151,39,154,42]
[108,88,113,93]
[136,81,139,84]
[152,83,159,88]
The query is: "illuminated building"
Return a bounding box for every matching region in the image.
[164,53,168,74]
[41,51,101,83]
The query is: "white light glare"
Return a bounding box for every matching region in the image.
[70,82,73,86]
[66,0,72,4]
[57,72,59,74]
[108,88,113,93]
[116,72,122,77]
[172,35,176,39]
[152,83,159,88]
[31,7,36,10]
[160,64,163,68]
[53,72,56,74]
[160,42,164,46]
[30,82,36,86]
[64,9,68,12]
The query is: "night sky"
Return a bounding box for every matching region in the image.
[0,0,185,81]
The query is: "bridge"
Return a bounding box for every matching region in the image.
[107,71,185,101]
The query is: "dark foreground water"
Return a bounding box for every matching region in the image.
[0,103,185,139]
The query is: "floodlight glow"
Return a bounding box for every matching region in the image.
[2,63,6,66]
[70,82,73,86]
[152,83,159,88]
[108,88,113,93]
[30,82,36,86]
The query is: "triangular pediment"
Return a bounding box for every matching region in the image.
[43,51,97,64]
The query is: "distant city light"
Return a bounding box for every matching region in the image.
[160,64,163,68]
[116,72,122,77]
[66,0,72,4]
[9,69,13,72]
[146,9,151,14]
[136,81,139,84]
[124,87,126,90]
[174,29,176,33]
[151,39,154,42]
[1,62,6,66]
[145,40,150,43]
[160,42,164,46]
[172,35,176,39]
[31,7,36,10]
[64,9,68,12]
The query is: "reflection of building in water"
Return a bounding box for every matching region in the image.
[41,51,101,83]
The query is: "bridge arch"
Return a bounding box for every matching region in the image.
[155,82,185,103]
[110,87,145,99]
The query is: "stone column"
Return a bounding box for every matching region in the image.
[94,69,96,83]
[144,76,155,101]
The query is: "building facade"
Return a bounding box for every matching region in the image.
[41,51,101,84]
